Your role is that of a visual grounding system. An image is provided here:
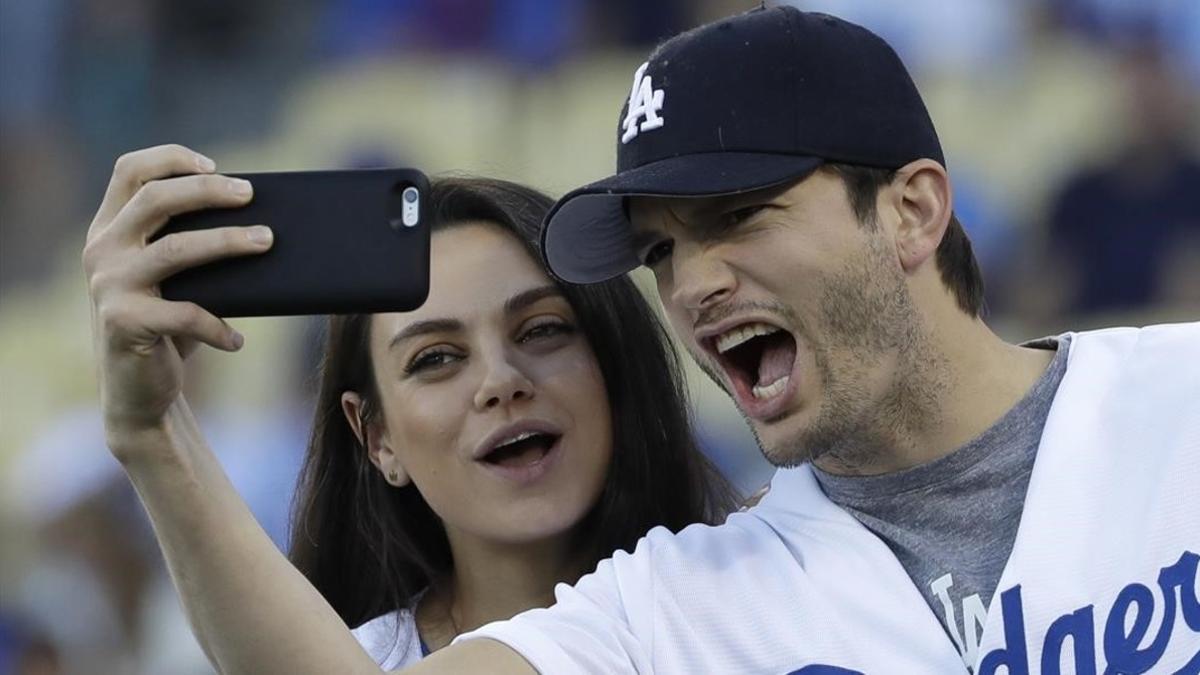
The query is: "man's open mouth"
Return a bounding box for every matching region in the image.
[706,321,799,415]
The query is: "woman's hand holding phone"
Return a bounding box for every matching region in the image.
[82,143,272,464]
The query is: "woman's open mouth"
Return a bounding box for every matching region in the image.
[706,321,799,421]
[475,427,563,484]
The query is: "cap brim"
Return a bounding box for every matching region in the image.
[543,152,822,283]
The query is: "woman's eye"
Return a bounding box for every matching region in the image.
[643,240,674,267]
[405,349,461,374]
[520,321,574,343]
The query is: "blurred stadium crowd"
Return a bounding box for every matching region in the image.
[1,0,1197,673]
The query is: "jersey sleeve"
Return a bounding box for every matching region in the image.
[453,531,661,674]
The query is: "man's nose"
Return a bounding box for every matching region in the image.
[669,243,736,315]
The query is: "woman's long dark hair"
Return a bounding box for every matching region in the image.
[288,177,739,629]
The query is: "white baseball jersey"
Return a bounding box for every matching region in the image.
[974,323,1200,673]
[458,323,1200,674]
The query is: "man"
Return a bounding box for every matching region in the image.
[411,6,1200,673]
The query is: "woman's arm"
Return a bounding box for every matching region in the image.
[85,144,382,674]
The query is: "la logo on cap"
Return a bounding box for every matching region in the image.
[621,62,665,144]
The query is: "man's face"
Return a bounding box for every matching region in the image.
[629,170,936,469]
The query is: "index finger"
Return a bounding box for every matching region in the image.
[91,144,217,234]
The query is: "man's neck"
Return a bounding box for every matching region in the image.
[815,306,1055,476]
[926,319,1054,455]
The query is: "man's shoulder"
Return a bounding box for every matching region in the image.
[1067,321,1200,360]
[1048,322,1200,419]
[624,509,786,568]
[1129,321,1200,349]
[615,466,853,572]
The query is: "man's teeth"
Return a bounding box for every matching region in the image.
[715,322,781,354]
[752,376,789,400]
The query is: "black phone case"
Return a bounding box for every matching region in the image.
[155,168,430,317]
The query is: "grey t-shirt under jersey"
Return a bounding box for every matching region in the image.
[813,337,1069,672]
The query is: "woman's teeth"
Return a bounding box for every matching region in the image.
[494,430,539,450]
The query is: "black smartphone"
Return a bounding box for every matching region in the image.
[155,168,430,317]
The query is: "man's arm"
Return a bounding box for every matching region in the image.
[85,145,384,674]
[392,639,536,674]
[123,401,384,674]
[396,536,658,674]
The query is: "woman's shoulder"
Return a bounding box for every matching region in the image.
[351,606,424,669]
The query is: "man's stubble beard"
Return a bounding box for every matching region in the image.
[690,233,947,472]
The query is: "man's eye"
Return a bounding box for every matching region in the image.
[643,240,674,267]
[725,205,765,227]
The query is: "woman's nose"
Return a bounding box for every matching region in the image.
[473,350,535,411]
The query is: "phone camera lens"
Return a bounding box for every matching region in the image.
[397,186,420,228]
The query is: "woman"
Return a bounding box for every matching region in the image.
[83,144,737,672]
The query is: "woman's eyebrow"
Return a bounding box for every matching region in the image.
[387,287,562,350]
[388,319,462,351]
[504,285,563,315]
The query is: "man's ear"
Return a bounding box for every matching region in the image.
[889,159,952,274]
[341,391,410,487]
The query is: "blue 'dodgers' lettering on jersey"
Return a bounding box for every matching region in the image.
[979,550,1200,675]
[782,551,1197,675]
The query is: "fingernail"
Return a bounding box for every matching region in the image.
[196,154,216,172]
[231,331,244,350]
[246,226,273,246]
[230,178,252,197]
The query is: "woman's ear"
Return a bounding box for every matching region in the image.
[890,159,953,274]
[341,391,410,487]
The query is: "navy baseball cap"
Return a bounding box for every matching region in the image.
[542,6,945,283]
